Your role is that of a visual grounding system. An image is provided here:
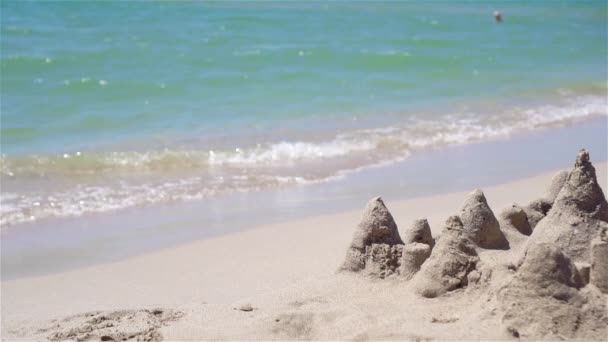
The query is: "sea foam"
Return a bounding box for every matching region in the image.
[1,95,606,227]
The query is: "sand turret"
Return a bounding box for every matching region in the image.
[398,219,434,279]
[412,216,479,298]
[460,189,508,249]
[340,197,404,276]
[402,218,434,248]
[348,196,404,251]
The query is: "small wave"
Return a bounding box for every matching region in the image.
[2,95,605,178]
[0,174,329,227]
[1,94,606,227]
[208,139,378,165]
[232,49,262,56]
[524,95,606,126]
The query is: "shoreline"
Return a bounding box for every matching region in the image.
[2,159,606,340]
[2,116,607,280]
[1,95,606,228]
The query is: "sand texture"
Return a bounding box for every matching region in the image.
[2,152,607,341]
[38,309,183,342]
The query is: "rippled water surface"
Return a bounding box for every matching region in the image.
[1,1,606,226]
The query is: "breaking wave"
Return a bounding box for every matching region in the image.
[1,95,606,227]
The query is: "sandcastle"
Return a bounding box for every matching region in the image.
[340,197,434,279]
[459,189,509,249]
[340,149,608,340]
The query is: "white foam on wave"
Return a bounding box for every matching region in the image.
[524,95,606,126]
[4,95,604,177]
[208,139,377,165]
[1,94,606,227]
[206,95,607,167]
[0,173,327,227]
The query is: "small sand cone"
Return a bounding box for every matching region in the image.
[349,196,403,249]
[412,216,479,298]
[402,218,435,248]
[563,149,608,218]
[340,197,404,274]
[460,189,508,249]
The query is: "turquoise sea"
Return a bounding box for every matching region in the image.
[1,1,607,227]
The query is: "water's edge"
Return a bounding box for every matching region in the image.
[2,117,606,280]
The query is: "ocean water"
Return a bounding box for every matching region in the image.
[1,1,607,227]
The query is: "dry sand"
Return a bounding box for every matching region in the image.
[2,161,607,341]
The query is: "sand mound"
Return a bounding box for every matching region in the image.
[493,243,607,340]
[402,218,435,248]
[528,149,608,263]
[460,189,509,249]
[412,216,479,298]
[37,308,183,342]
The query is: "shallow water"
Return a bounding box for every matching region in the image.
[2,117,607,279]
[1,1,607,226]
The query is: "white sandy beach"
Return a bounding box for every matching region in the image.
[1,161,606,341]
